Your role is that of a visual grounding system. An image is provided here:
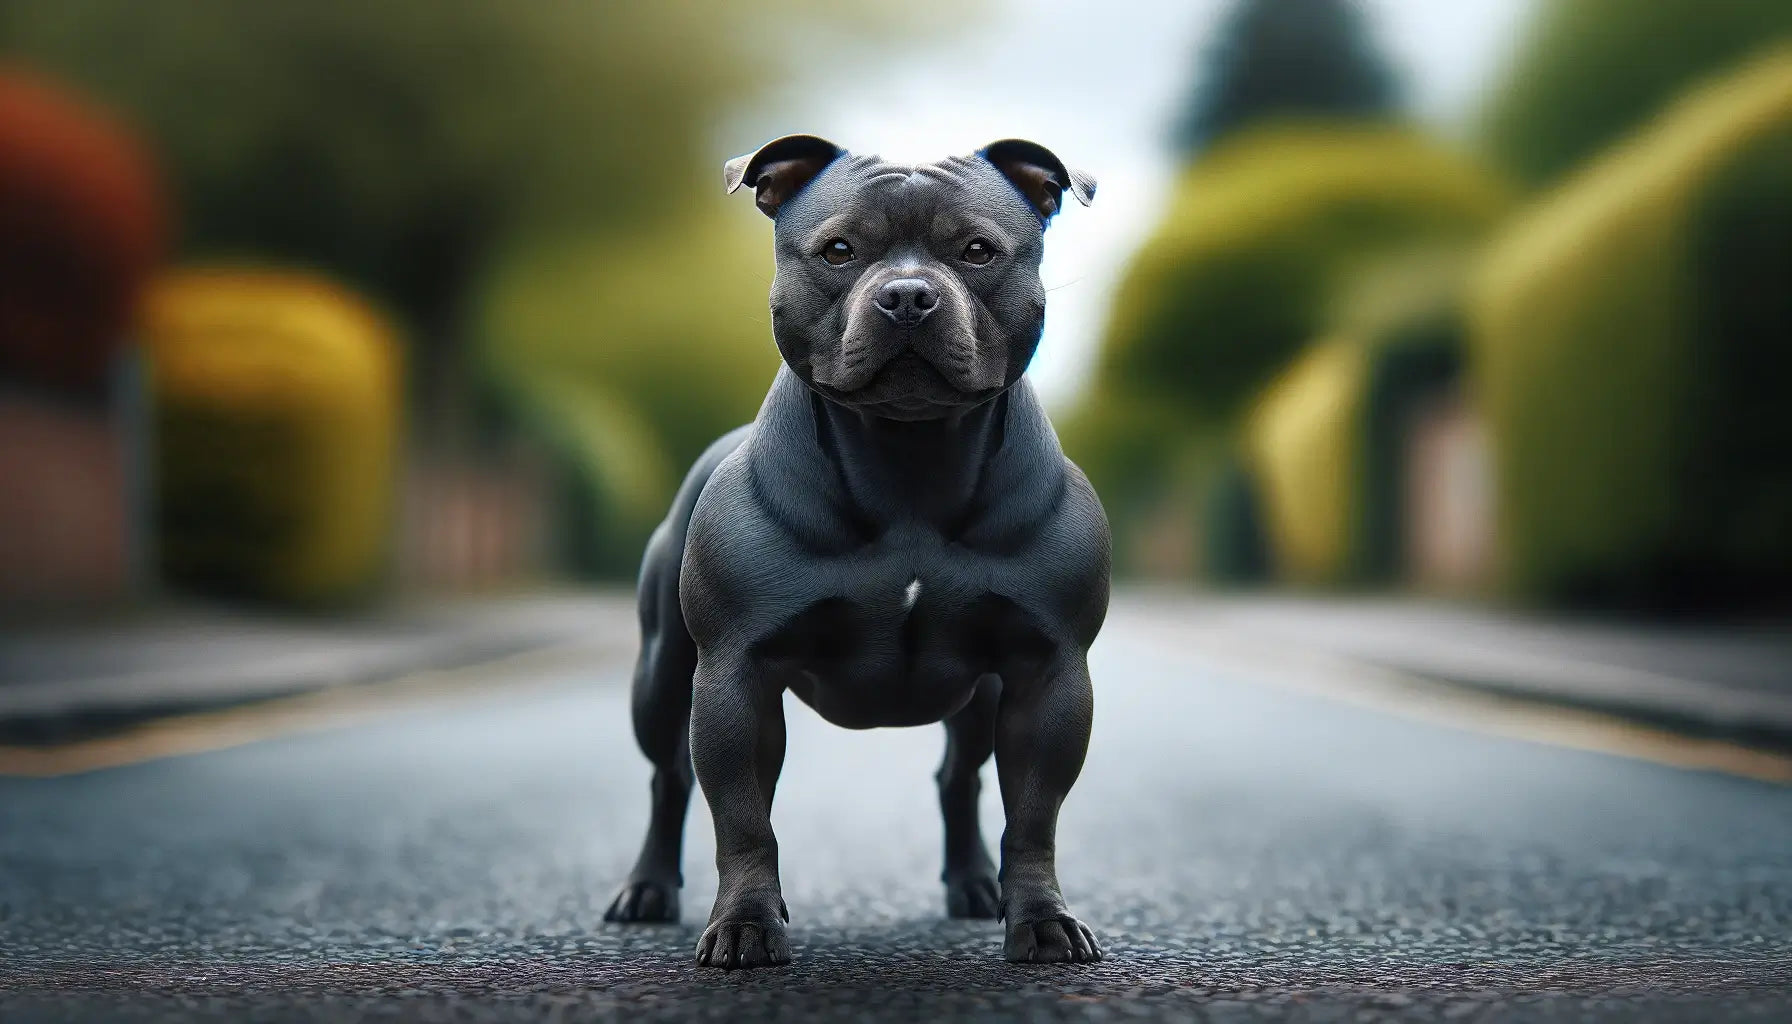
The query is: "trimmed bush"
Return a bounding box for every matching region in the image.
[1469,48,1792,610]
[1481,0,1792,188]
[1245,336,1368,585]
[475,212,781,576]
[144,269,402,604]
[1072,126,1506,580]
[1245,249,1470,587]
[0,69,165,394]
[1096,124,1509,425]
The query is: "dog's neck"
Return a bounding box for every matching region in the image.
[750,367,1063,550]
[811,388,1007,531]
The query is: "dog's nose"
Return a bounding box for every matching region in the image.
[874,278,938,327]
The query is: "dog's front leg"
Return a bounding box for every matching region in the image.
[994,651,1104,963]
[690,652,791,968]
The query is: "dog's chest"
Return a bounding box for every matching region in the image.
[761,534,1046,728]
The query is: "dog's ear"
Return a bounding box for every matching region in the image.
[724,134,843,219]
[978,139,1096,222]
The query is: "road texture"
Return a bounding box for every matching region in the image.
[2,600,1790,1022]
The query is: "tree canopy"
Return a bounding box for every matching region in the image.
[1481,0,1792,187]
[1171,0,1401,158]
[0,1,903,355]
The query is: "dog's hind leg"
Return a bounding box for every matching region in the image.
[603,521,697,923]
[938,673,1002,919]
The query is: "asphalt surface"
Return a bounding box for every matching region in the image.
[2,607,1790,1022]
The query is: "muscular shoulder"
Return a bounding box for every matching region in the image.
[976,391,1110,646]
[962,384,1106,553]
[679,436,835,649]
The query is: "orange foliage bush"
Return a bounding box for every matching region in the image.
[0,67,167,394]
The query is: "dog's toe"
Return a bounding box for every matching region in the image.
[695,917,791,969]
[1004,914,1103,964]
[945,874,1002,919]
[603,879,680,923]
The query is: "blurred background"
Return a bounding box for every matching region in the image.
[7,8,1792,1011]
[0,0,1787,619]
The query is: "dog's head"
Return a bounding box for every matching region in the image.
[725,135,1094,421]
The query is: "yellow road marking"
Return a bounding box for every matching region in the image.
[1297,661,1792,785]
[0,641,626,779]
[1130,620,1792,786]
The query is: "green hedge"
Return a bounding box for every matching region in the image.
[475,211,781,577]
[1469,47,1792,610]
[1481,0,1792,188]
[1096,124,1508,424]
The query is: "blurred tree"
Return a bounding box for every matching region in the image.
[0,0,896,439]
[474,212,783,577]
[1,0,962,581]
[1171,0,1401,157]
[1483,0,1792,187]
[1067,125,1507,579]
[1097,126,1507,426]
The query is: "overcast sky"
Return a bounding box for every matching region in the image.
[736,0,1536,406]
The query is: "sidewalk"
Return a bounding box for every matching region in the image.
[0,591,638,744]
[1124,591,1792,750]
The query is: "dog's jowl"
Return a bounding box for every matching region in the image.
[603,135,1109,969]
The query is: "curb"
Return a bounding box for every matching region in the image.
[0,594,639,747]
[1364,662,1792,756]
[1115,594,1792,755]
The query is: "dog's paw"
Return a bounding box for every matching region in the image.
[603,879,680,923]
[695,916,791,969]
[1003,914,1103,964]
[944,873,1002,919]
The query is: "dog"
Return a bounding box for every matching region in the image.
[603,134,1108,969]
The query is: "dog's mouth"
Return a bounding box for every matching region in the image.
[815,350,995,420]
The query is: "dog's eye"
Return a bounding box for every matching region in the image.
[822,239,855,265]
[961,239,995,266]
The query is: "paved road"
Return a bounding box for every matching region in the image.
[2,605,1790,1022]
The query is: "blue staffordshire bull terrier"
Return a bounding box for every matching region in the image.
[604,135,1107,969]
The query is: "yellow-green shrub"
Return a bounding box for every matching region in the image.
[475,211,781,575]
[1243,248,1472,587]
[1470,48,1792,609]
[1073,126,1507,579]
[1245,336,1368,585]
[1097,124,1509,423]
[145,269,402,604]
